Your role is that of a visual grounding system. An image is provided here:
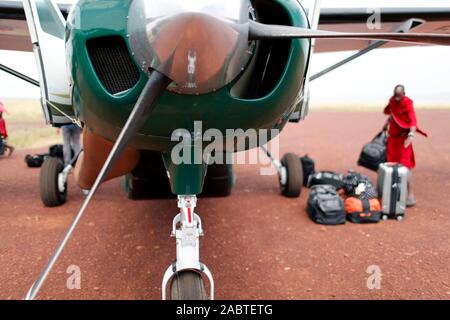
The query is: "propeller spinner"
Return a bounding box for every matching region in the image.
[127,0,253,95]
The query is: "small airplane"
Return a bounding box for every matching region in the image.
[1,0,450,300]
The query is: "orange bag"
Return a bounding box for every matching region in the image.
[345,197,382,223]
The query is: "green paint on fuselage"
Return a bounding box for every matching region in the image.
[66,0,310,194]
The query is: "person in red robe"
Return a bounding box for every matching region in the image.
[383,85,427,207]
[0,102,15,156]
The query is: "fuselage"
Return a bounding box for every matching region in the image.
[66,0,311,153]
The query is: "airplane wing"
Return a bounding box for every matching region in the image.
[0,0,74,127]
[0,0,32,51]
[316,6,450,52]
[0,0,70,51]
[2,1,450,53]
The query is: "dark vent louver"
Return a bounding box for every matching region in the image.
[87,36,141,94]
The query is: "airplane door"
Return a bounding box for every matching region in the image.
[23,0,75,127]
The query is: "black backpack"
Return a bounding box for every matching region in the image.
[307,185,346,225]
[358,131,387,171]
[342,171,378,200]
[300,155,315,187]
[307,171,344,190]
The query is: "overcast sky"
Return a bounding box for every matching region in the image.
[1,0,450,105]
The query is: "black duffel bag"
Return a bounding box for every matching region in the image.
[307,185,346,225]
[300,155,315,187]
[25,154,46,168]
[49,144,64,159]
[342,170,378,200]
[358,131,387,171]
[307,171,344,190]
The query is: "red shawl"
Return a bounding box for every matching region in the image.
[384,96,427,137]
[0,117,7,138]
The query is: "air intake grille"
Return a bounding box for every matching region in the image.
[87,36,141,95]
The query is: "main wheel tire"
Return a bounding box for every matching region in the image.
[201,163,233,197]
[125,151,173,200]
[280,153,303,198]
[125,174,173,200]
[40,157,67,207]
[170,271,207,300]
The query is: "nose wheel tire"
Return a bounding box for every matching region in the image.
[170,271,207,300]
[280,153,303,198]
[40,158,67,207]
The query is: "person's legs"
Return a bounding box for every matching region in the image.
[398,143,416,207]
[71,127,81,158]
[68,127,75,160]
[4,142,14,156]
[62,127,72,165]
[407,170,416,207]
[2,138,14,156]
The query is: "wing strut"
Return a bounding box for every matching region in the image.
[0,63,39,87]
[25,70,172,300]
[310,19,426,81]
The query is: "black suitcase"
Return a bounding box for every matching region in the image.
[307,171,344,190]
[307,185,346,225]
[358,131,387,171]
[300,155,315,187]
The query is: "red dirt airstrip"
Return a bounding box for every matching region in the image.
[0,110,449,300]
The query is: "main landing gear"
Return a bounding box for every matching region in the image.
[162,195,214,300]
[261,146,303,198]
[40,152,80,207]
[40,158,70,207]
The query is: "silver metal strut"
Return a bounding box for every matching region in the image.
[162,195,214,300]
[260,145,287,185]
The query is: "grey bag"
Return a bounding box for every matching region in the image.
[377,163,408,220]
[307,185,346,225]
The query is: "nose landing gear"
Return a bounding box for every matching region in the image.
[162,195,214,300]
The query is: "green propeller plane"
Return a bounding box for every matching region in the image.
[1,0,450,300]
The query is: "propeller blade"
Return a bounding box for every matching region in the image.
[249,20,450,46]
[24,70,171,300]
